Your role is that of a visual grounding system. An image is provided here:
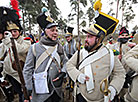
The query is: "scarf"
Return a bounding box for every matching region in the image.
[117,38,129,44]
[39,36,64,57]
[39,36,58,46]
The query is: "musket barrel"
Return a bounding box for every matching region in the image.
[10,38,30,101]
[76,0,81,69]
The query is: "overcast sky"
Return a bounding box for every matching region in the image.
[56,0,138,32]
[0,0,138,33]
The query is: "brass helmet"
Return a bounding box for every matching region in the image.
[6,21,20,31]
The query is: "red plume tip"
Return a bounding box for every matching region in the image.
[10,0,21,19]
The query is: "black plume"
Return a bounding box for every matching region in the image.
[0,6,21,30]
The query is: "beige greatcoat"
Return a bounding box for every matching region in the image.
[108,42,133,72]
[108,41,135,98]
[123,44,138,101]
[66,46,126,102]
[108,42,131,55]
[0,43,7,60]
[0,36,31,83]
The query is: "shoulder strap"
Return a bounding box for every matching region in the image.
[104,46,114,76]
[79,47,109,70]
[32,43,36,56]
[73,40,77,51]
[78,50,97,68]
[35,45,57,70]
[109,49,114,75]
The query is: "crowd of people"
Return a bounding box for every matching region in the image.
[0,1,138,102]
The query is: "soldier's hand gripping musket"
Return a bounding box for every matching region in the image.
[0,5,31,102]
[10,38,30,101]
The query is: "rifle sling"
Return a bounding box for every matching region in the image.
[77,44,102,68]
[78,50,97,68]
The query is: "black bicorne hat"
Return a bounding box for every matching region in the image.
[119,27,129,35]
[37,12,58,30]
[64,26,74,37]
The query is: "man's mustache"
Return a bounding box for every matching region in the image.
[85,41,89,45]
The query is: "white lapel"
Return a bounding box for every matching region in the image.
[79,47,108,70]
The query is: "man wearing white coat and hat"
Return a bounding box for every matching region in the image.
[66,9,126,102]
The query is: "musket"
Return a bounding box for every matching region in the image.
[10,38,30,101]
[100,78,111,102]
[74,0,81,101]
[119,42,122,61]
[76,0,81,69]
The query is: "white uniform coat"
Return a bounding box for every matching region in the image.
[67,46,125,102]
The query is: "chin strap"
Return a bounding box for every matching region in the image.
[90,31,105,52]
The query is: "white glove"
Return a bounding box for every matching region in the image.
[0,76,5,82]
[77,73,87,84]
[2,32,12,48]
[108,86,116,101]
[4,31,12,38]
